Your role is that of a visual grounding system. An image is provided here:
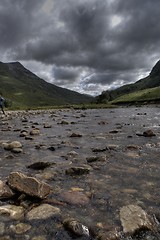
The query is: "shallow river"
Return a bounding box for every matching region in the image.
[0,107,160,239]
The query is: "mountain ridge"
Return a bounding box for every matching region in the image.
[0,61,93,109]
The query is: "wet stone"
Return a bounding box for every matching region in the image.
[69,133,82,137]
[3,141,22,150]
[43,123,52,128]
[0,205,24,221]
[61,191,90,205]
[8,172,51,199]
[143,129,156,137]
[26,204,60,220]
[19,130,28,137]
[27,161,52,170]
[30,129,40,135]
[65,165,91,175]
[120,205,153,235]
[11,148,23,153]
[10,223,31,234]
[63,218,90,237]
[86,156,107,163]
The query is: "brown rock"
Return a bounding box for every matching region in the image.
[8,172,51,199]
[120,205,153,235]
[27,161,52,170]
[65,166,91,175]
[63,218,90,237]
[30,129,40,135]
[143,129,156,137]
[26,204,60,220]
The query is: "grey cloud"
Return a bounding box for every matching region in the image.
[53,66,78,81]
[0,0,160,95]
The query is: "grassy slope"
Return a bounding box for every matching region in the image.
[111,86,160,104]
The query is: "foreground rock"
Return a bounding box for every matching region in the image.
[120,205,153,235]
[8,172,51,199]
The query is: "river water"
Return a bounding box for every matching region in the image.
[0,106,160,239]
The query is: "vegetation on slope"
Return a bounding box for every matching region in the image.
[111,86,160,104]
[96,60,160,105]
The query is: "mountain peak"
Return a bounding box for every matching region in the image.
[150,60,160,77]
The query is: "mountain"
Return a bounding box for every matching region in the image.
[96,60,160,104]
[0,61,93,108]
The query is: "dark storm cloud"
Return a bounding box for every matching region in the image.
[53,66,78,81]
[0,0,160,95]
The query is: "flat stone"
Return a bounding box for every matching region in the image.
[26,204,60,220]
[120,205,153,235]
[8,172,51,199]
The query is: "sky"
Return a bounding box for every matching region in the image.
[0,0,160,96]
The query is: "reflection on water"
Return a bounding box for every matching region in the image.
[0,107,160,239]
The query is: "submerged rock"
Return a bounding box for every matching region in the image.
[61,191,90,205]
[26,204,60,220]
[65,165,91,175]
[63,218,90,237]
[8,172,51,199]
[120,205,153,235]
[10,223,31,234]
[27,161,52,170]
[0,205,24,220]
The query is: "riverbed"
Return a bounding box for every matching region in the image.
[0,106,160,239]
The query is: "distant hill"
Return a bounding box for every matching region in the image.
[0,61,93,109]
[96,60,160,104]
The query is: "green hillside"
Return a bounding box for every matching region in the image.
[96,60,160,104]
[111,86,160,104]
[0,61,93,109]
